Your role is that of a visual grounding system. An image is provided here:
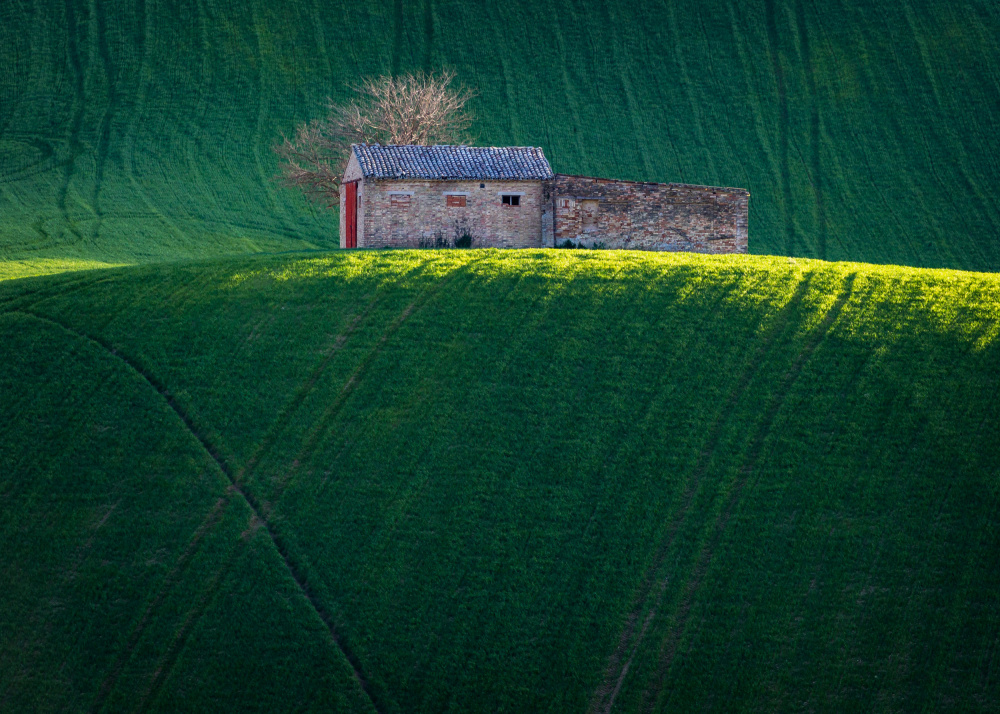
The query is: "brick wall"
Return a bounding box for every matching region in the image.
[359,179,544,249]
[549,174,749,253]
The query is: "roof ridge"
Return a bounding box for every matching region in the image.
[350,143,546,149]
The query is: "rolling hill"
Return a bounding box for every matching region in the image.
[2,250,998,711]
[2,0,1000,279]
[3,0,999,709]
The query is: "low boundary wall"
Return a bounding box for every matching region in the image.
[548,174,749,253]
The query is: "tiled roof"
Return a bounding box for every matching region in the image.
[352,144,554,181]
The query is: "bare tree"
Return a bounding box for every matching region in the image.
[274,70,476,207]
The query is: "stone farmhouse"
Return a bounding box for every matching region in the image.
[340,145,748,252]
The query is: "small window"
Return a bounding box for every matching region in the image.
[390,194,411,209]
[446,195,467,207]
[501,194,521,206]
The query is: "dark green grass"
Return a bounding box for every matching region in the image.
[1,249,998,711]
[2,0,1000,279]
[0,308,375,712]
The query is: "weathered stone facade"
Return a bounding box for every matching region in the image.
[358,179,545,249]
[549,174,749,253]
[341,145,750,253]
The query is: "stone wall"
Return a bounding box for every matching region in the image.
[359,179,544,249]
[549,174,749,253]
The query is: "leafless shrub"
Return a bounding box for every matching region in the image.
[274,70,476,208]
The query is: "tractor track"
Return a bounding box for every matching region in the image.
[585,272,751,714]
[227,274,452,455]
[90,0,118,243]
[91,495,232,713]
[763,0,795,257]
[0,1,28,139]
[0,136,59,185]
[638,273,856,712]
[135,534,250,714]
[236,293,384,485]
[267,257,488,506]
[13,309,385,714]
[0,274,114,312]
[796,0,828,260]
[59,0,87,251]
[590,272,817,714]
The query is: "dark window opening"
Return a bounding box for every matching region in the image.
[446,195,467,207]
[502,194,521,206]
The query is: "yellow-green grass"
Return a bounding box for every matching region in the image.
[2,0,1000,279]
[2,249,998,711]
[0,257,127,281]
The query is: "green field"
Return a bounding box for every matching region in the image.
[2,0,1000,279]
[3,0,999,709]
[2,250,998,711]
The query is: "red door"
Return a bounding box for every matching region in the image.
[345,181,358,248]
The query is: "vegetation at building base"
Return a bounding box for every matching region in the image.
[3,0,1000,280]
[2,249,998,712]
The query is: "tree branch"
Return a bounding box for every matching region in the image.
[273,70,477,207]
